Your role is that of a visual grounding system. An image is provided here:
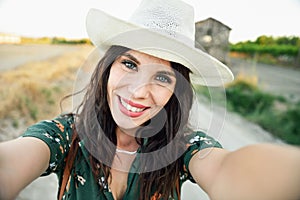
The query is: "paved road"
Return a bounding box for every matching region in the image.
[0,45,289,199]
[0,44,80,71]
[229,58,300,102]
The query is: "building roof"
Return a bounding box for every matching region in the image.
[196,17,231,30]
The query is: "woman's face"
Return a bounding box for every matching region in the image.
[107,50,176,130]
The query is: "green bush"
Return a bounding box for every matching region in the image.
[225,82,275,115]
[223,81,300,145]
[230,35,300,67]
[230,43,298,57]
[275,106,300,144]
[52,37,91,45]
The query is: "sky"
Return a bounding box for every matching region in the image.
[0,0,299,43]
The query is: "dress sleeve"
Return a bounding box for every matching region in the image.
[21,114,74,175]
[182,131,222,183]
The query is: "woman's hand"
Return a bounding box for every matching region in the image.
[0,137,50,200]
[189,143,300,200]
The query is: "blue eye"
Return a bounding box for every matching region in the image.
[121,60,137,71]
[155,75,172,84]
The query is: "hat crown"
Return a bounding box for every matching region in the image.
[85,0,234,86]
[129,0,195,44]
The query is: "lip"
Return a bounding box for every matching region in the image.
[121,97,148,109]
[118,96,149,118]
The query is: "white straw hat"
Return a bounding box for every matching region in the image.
[86,0,234,86]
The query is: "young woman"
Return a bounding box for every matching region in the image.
[1,0,300,200]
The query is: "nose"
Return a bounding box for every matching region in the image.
[128,77,152,99]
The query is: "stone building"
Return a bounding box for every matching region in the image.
[195,18,231,64]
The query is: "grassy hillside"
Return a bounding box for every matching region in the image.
[0,45,93,128]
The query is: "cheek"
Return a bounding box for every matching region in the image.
[107,66,124,94]
[107,68,120,105]
[153,86,174,106]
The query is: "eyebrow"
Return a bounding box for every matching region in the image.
[122,53,141,65]
[157,70,176,77]
[121,53,175,77]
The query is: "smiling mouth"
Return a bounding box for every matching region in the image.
[118,96,149,117]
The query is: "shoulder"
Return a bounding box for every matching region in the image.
[21,113,76,174]
[49,113,75,131]
[51,113,75,136]
[23,113,75,138]
[180,130,222,182]
[184,130,222,151]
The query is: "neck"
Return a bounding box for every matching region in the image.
[116,127,139,151]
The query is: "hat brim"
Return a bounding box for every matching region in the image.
[86,8,234,86]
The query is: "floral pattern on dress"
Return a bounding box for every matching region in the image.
[21,114,222,199]
[22,114,74,175]
[182,131,222,183]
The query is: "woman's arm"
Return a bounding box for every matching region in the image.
[0,137,50,200]
[189,143,300,200]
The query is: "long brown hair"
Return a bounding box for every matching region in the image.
[74,45,193,199]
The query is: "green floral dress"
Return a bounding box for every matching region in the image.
[21,114,222,200]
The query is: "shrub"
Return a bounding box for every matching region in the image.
[224,80,300,145]
[225,81,275,116]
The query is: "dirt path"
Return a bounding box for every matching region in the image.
[0,44,82,71]
[229,57,300,102]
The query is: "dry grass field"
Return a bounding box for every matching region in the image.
[0,44,93,141]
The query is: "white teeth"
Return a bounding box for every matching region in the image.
[131,107,138,112]
[120,98,144,113]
